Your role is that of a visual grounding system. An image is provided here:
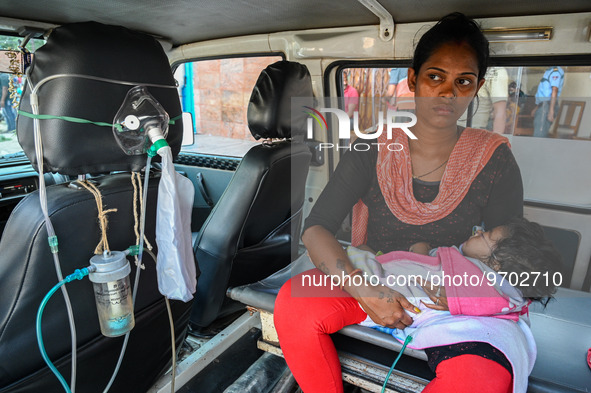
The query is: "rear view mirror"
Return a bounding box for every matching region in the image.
[0,50,32,74]
[181,112,195,146]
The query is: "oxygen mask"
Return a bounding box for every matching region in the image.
[113,86,170,155]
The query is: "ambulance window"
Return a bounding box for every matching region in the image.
[338,64,591,208]
[0,35,44,158]
[339,65,591,140]
[175,55,283,157]
[482,66,591,139]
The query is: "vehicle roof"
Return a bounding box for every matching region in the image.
[1,0,591,47]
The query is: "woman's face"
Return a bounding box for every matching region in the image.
[408,41,485,129]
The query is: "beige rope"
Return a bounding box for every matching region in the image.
[131,172,154,269]
[131,172,141,243]
[131,173,144,269]
[77,180,117,254]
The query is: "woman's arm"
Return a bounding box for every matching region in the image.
[303,225,417,329]
[302,144,418,328]
[303,141,375,234]
[356,244,377,254]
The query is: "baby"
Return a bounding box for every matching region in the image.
[418,217,560,305]
[348,218,562,393]
[350,217,562,316]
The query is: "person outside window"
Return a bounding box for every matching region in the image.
[471,67,509,134]
[532,66,564,138]
[0,73,16,133]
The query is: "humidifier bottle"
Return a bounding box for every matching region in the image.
[89,251,135,337]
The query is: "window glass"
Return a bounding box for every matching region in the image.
[175,56,283,157]
[0,36,44,157]
[338,67,415,147]
[340,67,403,138]
[339,64,591,207]
[501,66,591,139]
[341,65,591,139]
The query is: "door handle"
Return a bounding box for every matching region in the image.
[195,172,214,208]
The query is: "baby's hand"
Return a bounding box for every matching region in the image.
[357,244,377,254]
[409,242,431,255]
[420,280,449,311]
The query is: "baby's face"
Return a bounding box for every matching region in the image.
[461,227,506,267]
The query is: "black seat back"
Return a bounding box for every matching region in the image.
[190,61,313,327]
[0,22,194,392]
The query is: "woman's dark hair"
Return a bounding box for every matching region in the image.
[413,12,489,80]
[488,217,563,305]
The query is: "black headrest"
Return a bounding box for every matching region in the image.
[247,61,313,140]
[17,22,182,175]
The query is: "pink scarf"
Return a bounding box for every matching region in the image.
[351,128,508,246]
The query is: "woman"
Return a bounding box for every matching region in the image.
[274,12,526,393]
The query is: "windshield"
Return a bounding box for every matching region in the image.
[0,35,44,159]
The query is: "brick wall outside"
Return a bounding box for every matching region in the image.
[192,56,282,141]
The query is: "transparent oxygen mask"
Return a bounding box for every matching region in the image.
[113,86,170,155]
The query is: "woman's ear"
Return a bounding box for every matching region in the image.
[475,77,486,95]
[407,68,417,92]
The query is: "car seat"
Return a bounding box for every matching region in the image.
[190,60,313,328]
[0,22,196,392]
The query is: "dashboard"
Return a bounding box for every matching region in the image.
[0,159,38,235]
[0,154,73,236]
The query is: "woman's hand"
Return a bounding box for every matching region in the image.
[303,226,417,329]
[356,244,377,254]
[420,280,449,311]
[348,283,418,329]
[409,241,431,255]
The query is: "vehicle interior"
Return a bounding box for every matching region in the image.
[0,1,590,392]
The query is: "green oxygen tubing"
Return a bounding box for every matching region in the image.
[381,335,413,393]
[25,70,177,393]
[36,267,95,393]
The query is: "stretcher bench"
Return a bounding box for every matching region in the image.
[228,254,591,392]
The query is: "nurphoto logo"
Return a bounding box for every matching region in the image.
[304,106,418,151]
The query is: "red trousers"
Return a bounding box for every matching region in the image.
[274,269,512,393]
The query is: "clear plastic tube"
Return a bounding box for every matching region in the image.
[101,154,152,393]
[136,154,152,290]
[146,248,177,393]
[29,73,177,93]
[24,72,175,393]
[27,77,79,392]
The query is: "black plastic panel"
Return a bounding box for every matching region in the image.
[175,153,241,171]
[540,226,581,290]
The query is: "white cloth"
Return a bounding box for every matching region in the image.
[348,246,536,393]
